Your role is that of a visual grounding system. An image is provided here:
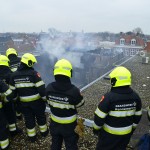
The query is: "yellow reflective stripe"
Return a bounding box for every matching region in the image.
[15,83,35,88]
[0,139,9,149]
[4,89,12,96]
[132,123,137,128]
[0,102,2,108]
[9,123,16,131]
[76,99,85,107]
[103,124,132,135]
[51,114,77,124]
[39,124,47,132]
[27,128,36,137]
[135,110,142,116]
[9,85,16,90]
[109,110,135,117]
[48,101,75,109]
[35,81,45,87]
[20,94,40,102]
[93,122,101,130]
[11,68,17,72]
[95,108,107,118]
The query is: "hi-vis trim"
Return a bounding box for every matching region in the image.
[135,110,142,116]
[9,123,16,131]
[103,124,132,135]
[20,94,40,102]
[109,110,135,117]
[76,99,85,108]
[35,81,44,87]
[4,89,12,96]
[27,128,36,137]
[51,114,77,124]
[93,122,101,130]
[39,124,48,133]
[95,108,107,118]
[0,139,9,149]
[15,83,35,88]
[11,68,17,72]
[9,85,16,90]
[132,123,137,128]
[0,102,3,108]
[48,101,75,109]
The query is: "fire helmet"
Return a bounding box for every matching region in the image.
[54,59,72,78]
[109,66,131,87]
[6,48,18,57]
[21,53,37,67]
[0,55,10,67]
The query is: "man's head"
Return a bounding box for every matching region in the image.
[0,55,10,67]
[109,66,131,87]
[21,53,37,67]
[6,48,18,57]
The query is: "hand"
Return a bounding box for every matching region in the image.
[93,128,99,136]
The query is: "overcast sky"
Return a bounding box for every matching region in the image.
[0,0,150,34]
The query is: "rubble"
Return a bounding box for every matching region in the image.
[9,54,150,149]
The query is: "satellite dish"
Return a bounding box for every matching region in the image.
[139,51,145,57]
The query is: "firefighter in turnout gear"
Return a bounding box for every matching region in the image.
[0,80,14,149]
[9,53,49,142]
[93,66,142,150]
[0,55,19,136]
[6,48,22,120]
[46,59,84,150]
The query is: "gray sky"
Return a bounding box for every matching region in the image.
[1,0,150,34]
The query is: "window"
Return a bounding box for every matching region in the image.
[120,38,125,45]
[131,39,136,45]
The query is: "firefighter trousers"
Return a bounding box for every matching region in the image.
[96,129,132,150]
[21,100,47,137]
[50,120,79,150]
[0,109,9,149]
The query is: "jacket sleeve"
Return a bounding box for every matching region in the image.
[93,94,110,130]
[133,93,142,129]
[0,80,14,101]
[33,71,46,100]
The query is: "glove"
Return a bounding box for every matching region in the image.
[93,128,100,136]
[74,117,85,138]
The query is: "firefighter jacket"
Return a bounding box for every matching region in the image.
[0,80,14,108]
[8,55,21,72]
[9,64,46,102]
[46,77,84,124]
[93,86,142,135]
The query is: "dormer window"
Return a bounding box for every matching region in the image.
[120,38,125,45]
[131,39,136,45]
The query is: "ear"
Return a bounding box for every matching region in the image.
[111,77,117,86]
[28,60,33,67]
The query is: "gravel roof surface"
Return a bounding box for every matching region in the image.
[9,54,150,150]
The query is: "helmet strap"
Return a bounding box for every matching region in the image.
[111,78,117,86]
[28,60,33,67]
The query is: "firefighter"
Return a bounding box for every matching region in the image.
[0,55,19,137]
[0,80,14,149]
[93,66,142,150]
[46,58,85,150]
[6,48,22,119]
[9,53,49,142]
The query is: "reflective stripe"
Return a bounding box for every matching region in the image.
[135,110,142,116]
[76,99,85,108]
[27,128,36,137]
[35,81,45,87]
[9,85,16,90]
[132,123,137,128]
[15,83,35,88]
[9,123,16,131]
[109,110,135,117]
[93,122,101,130]
[4,89,12,96]
[20,94,40,102]
[103,124,132,135]
[11,68,17,72]
[0,139,9,149]
[39,124,47,133]
[48,101,75,109]
[51,114,77,124]
[95,108,107,118]
[0,102,2,108]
